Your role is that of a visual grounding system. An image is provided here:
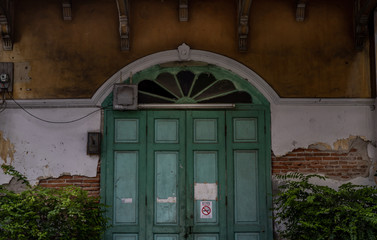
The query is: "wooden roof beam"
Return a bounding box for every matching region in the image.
[62,0,72,21]
[179,0,188,22]
[116,0,130,51]
[238,0,252,52]
[0,0,13,51]
[355,0,377,50]
[296,0,307,22]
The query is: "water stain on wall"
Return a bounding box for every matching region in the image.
[0,131,15,164]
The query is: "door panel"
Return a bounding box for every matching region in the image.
[233,118,257,143]
[234,233,259,240]
[234,150,258,224]
[226,110,267,238]
[114,151,138,224]
[194,151,218,225]
[155,151,179,225]
[147,111,186,240]
[194,234,219,240]
[155,119,179,143]
[154,235,179,240]
[104,109,269,240]
[105,110,147,239]
[186,111,226,239]
[115,119,139,143]
[193,119,218,143]
[113,234,138,240]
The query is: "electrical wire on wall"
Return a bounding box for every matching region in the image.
[0,91,104,124]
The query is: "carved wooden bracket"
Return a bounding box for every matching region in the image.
[296,0,307,22]
[0,0,13,51]
[62,0,72,21]
[116,0,130,51]
[179,0,188,22]
[238,0,252,52]
[354,0,377,50]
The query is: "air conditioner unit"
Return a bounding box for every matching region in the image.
[113,84,138,110]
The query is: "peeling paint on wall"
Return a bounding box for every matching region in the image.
[0,131,15,164]
[271,104,374,156]
[0,108,101,186]
[332,135,368,151]
[2,177,28,193]
[309,136,370,157]
[273,136,373,182]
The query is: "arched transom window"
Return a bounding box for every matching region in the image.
[137,70,252,104]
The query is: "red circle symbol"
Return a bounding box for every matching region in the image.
[201,206,211,215]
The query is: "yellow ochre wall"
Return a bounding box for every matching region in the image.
[1,0,371,99]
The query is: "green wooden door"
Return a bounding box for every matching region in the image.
[103,109,269,240]
[146,110,186,240]
[226,109,268,240]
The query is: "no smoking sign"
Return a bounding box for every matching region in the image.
[200,201,213,219]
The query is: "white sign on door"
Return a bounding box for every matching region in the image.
[194,183,217,200]
[200,201,213,219]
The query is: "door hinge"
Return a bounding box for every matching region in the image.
[145,196,147,206]
[225,124,227,136]
[225,195,228,206]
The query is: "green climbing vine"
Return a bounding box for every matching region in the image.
[0,164,109,240]
[274,173,377,240]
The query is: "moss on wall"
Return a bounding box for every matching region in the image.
[2,0,371,99]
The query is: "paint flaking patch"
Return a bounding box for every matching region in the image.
[0,131,15,164]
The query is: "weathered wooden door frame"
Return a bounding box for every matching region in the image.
[100,64,272,240]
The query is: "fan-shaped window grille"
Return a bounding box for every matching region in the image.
[138,71,252,104]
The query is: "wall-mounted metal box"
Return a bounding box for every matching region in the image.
[113,84,138,110]
[87,132,101,155]
[0,62,13,92]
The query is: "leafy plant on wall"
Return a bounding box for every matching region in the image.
[0,164,109,240]
[274,173,377,240]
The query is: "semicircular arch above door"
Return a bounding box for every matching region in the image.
[102,64,270,108]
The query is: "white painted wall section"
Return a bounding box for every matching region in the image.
[0,108,100,185]
[271,104,375,156]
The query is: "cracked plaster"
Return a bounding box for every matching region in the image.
[0,108,100,185]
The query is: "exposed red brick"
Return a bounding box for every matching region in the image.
[331,152,348,156]
[45,179,65,183]
[65,179,83,183]
[298,169,315,173]
[305,157,322,161]
[38,161,101,198]
[272,147,370,180]
[273,165,290,169]
[58,175,75,180]
[314,153,331,157]
[297,153,314,157]
[323,157,340,161]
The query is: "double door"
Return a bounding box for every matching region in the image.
[104,109,269,240]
